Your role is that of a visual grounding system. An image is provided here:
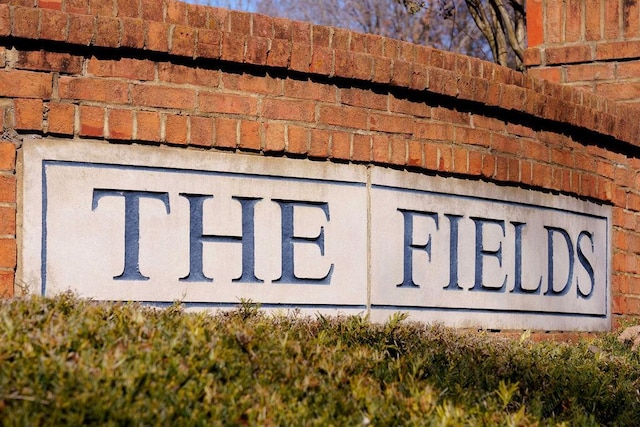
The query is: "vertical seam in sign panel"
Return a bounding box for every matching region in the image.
[366,165,372,316]
[40,161,48,296]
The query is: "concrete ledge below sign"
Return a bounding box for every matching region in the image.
[18,139,612,331]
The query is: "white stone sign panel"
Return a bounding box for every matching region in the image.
[369,168,610,331]
[19,139,368,313]
[19,139,611,330]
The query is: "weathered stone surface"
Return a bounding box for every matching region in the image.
[20,139,611,330]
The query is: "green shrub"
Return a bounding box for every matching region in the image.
[0,294,638,425]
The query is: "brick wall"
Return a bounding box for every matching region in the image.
[526,0,640,109]
[0,0,639,328]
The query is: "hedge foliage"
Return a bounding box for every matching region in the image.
[1,294,639,425]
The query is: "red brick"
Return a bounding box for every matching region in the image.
[319,105,367,129]
[108,109,133,140]
[341,87,387,111]
[198,92,257,115]
[598,176,613,201]
[617,60,640,79]
[546,45,592,65]
[40,8,67,41]
[389,136,406,166]
[435,144,453,173]
[12,7,40,39]
[15,50,83,74]
[94,16,120,48]
[390,59,412,88]
[454,127,490,146]
[158,63,219,87]
[389,94,430,118]
[491,133,522,155]
[135,111,160,142]
[66,0,89,14]
[0,5,8,38]
[262,99,314,122]
[239,120,261,151]
[596,81,640,100]
[472,115,506,132]
[67,13,95,45]
[0,143,15,171]
[330,131,350,161]
[431,107,470,125]
[186,3,207,28]
[165,0,186,24]
[604,0,620,40]
[414,122,453,141]
[309,128,329,158]
[229,10,250,34]
[290,42,310,73]
[46,102,74,135]
[171,25,196,57]
[372,134,389,164]
[39,0,62,9]
[189,116,213,147]
[79,105,104,137]
[565,0,582,42]
[267,38,291,68]
[350,134,371,163]
[405,139,421,167]
[366,33,384,56]
[245,36,269,65]
[273,16,291,40]
[89,0,113,16]
[523,48,541,67]
[164,114,188,145]
[506,123,535,138]
[0,206,13,237]
[550,147,575,167]
[116,0,139,18]
[352,52,373,81]
[310,46,333,76]
[121,17,145,49]
[596,41,640,60]
[205,7,226,31]
[545,0,562,43]
[196,28,222,59]
[214,117,237,149]
[263,122,285,153]
[287,125,308,155]
[14,99,43,130]
[284,78,335,102]
[146,22,170,52]
[494,155,510,182]
[373,56,393,84]
[453,147,469,175]
[222,32,245,63]
[623,0,640,38]
[131,85,195,110]
[221,72,281,95]
[291,20,311,44]
[586,0,602,41]
[566,63,615,82]
[369,113,414,134]
[0,238,16,269]
[59,77,129,104]
[0,70,52,99]
[468,150,483,175]
[0,175,16,203]
[87,57,155,80]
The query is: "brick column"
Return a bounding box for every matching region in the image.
[525,0,640,109]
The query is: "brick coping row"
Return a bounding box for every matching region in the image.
[0,0,638,148]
